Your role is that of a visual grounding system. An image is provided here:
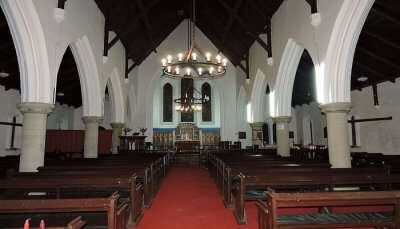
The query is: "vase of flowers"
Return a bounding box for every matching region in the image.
[139,127,147,136]
[122,127,132,136]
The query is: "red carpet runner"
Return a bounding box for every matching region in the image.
[136,167,257,229]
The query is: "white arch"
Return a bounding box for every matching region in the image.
[249,69,268,122]
[0,0,52,103]
[70,36,102,116]
[270,38,304,117]
[321,0,374,104]
[106,68,125,123]
[237,86,248,124]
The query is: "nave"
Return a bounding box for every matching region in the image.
[136,167,257,229]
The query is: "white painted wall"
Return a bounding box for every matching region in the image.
[47,103,74,130]
[0,86,22,156]
[293,102,327,146]
[351,80,400,155]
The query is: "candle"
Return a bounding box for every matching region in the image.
[206,52,211,62]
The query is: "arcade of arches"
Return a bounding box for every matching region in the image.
[1,0,400,228]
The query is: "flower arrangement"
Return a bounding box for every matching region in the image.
[139,127,147,135]
[122,127,132,136]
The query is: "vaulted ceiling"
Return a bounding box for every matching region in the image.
[95,0,283,67]
[0,0,399,108]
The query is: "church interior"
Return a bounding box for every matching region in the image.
[1,0,400,228]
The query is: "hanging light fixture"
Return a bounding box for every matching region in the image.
[0,69,9,78]
[174,86,210,112]
[161,0,227,80]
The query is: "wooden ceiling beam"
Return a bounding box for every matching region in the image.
[353,60,385,79]
[217,0,262,35]
[134,18,182,66]
[248,1,268,21]
[58,0,67,9]
[358,46,400,72]
[136,0,154,48]
[109,0,161,46]
[370,7,400,27]
[363,29,400,50]
[222,0,243,43]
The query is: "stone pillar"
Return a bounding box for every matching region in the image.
[82,116,103,158]
[250,122,264,147]
[110,123,124,154]
[321,102,352,168]
[273,116,291,157]
[17,102,54,172]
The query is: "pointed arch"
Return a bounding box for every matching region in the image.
[162,83,173,122]
[249,69,268,122]
[322,0,374,104]
[106,68,125,123]
[270,38,304,117]
[201,82,212,122]
[69,36,102,116]
[0,0,52,103]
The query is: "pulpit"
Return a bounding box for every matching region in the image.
[119,135,147,152]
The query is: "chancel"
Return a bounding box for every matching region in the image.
[1,0,400,228]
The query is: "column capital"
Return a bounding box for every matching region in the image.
[17,102,54,114]
[320,102,351,113]
[250,122,264,129]
[273,116,292,123]
[82,116,103,124]
[110,123,124,128]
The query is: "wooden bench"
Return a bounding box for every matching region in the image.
[0,216,86,229]
[232,172,400,224]
[0,173,145,225]
[0,193,129,229]
[256,190,400,228]
[222,167,390,208]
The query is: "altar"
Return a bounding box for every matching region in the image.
[152,123,220,150]
[175,123,200,152]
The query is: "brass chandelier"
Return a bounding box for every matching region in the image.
[161,0,227,80]
[174,87,210,112]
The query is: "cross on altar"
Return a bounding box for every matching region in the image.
[0,116,22,150]
[348,116,392,146]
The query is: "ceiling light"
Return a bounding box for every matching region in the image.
[0,70,9,78]
[357,76,368,82]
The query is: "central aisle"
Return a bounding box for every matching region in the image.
[136,167,257,229]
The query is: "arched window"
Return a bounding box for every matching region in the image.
[202,83,212,122]
[163,83,173,122]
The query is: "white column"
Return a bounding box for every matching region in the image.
[273,116,291,157]
[110,123,124,154]
[320,102,352,168]
[82,116,103,158]
[17,102,54,172]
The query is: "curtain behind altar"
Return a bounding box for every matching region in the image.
[45,130,112,154]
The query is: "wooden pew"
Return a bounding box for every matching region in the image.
[256,190,400,229]
[34,166,156,204]
[232,172,400,224]
[0,216,87,229]
[0,193,128,229]
[0,174,145,226]
[222,167,389,208]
